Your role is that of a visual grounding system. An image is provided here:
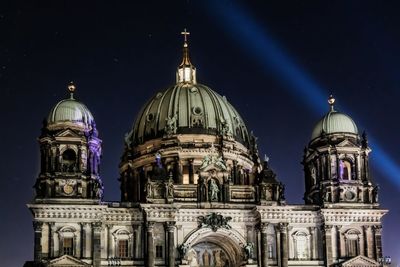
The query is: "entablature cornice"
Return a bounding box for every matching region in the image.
[28,204,143,222]
[28,204,107,220]
[256,205,321,224]
[321,208,388,223]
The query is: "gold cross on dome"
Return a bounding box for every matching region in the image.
[181,28,190,43]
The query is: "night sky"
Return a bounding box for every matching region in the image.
[1,1,400,266]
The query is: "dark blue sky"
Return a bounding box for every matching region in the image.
[1,1,400,266]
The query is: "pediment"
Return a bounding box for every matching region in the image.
[341,255,379,266]
[201,162,227,172]
[336,139,359,148]
[199,154,227,172]
[55,129,81,138]
[48,255,89,266]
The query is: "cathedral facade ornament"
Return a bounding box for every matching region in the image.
[197,212,233,232]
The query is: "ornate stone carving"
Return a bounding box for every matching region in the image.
[208,179,220,201]
[178,243,189,258]
[164,114,178,137]
[198,212,232,232]
[244,242,255,260]
[199,150,227,171]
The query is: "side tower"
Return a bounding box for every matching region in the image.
[303,95,387,266]
[29,83,104,264]
[35,83,103,202]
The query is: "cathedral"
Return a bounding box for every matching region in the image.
[25,32,388,267]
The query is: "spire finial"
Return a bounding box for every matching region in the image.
[68,81,76,99]
[181,28,190,46]
[176,29,197,84]
[328,94,335,111]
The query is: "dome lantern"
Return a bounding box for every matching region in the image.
[176,29,197,84]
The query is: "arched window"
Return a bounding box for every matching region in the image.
[339,160,352,180]
[293,231,309,259]
[62,149,77,172]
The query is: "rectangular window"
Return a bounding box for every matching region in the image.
[156,245,163,258]
[63,237,73,256]
[118,240,129,258]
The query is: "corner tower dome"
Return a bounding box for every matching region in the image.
[311,95,358,140]
[126,30,250,147]
[47,82,95,131]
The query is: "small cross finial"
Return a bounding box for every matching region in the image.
[67,81,76,99]
[68,81,76,93]
[328,94,335,111]
[181,28,190,44]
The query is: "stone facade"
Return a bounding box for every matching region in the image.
[25,37,387,267]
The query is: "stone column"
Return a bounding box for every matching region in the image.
[374,225,382,261]
[355,153,360,180]
[324,225,333,266]
[146,222,155,267]
[51,223,59,258]
[174,157,183,184]
[92,222,102,267]
[339,230,346,258]
[366,225,375,259]
[77,145,82,172]
[165,222,176,267]
[260,223,269,267]
[310,227,318,259]
[309,227,314,260]
[55,145,60,172]
[327,153,332,180]
[33,221,43,261]
[107,225,112,258]
[280,223,289,267]
[188,158,194,184]
[233,160,238,184]
[75,224,81,258]
[102,224,108,259]
[84,223,92,258]
[275,224,281,267]
[331,226,338,262]
[132,225,139,259]
[360,226,365,256]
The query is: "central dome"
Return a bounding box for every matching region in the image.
[129,83,250,146]
[127,33,250,147]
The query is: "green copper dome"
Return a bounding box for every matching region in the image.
[311,95,358,140]
[47,83,94,131]
[129,83,250,146]
[127,34,251,147]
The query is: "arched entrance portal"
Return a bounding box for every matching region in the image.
[181,228,246,267]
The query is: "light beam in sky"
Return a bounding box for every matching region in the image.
[205,1,400,188]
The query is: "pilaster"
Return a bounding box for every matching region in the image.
[260,223,268,267]
[165,222,176,267]
[146,222,155,267]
